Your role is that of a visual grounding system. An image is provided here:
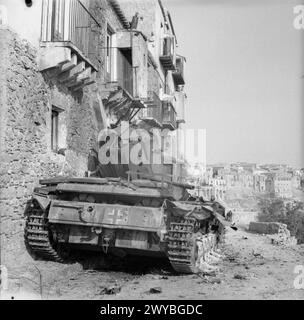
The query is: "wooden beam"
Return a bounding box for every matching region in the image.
[71,81,86,92]
[71,76,96,92]
[77,67,91,82]
[66,78,83,88]
[58,61,85,83]
[58,54,78,73]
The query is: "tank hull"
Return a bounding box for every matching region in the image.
[24,177,232,273]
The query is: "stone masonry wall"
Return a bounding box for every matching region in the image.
[0,28,99,270]
[0,0,126,271]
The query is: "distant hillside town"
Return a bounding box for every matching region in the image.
[187,162,304,201]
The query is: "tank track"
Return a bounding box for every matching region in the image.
[167,218,200,273]
[167,218,220,274]
[25,201,64,263]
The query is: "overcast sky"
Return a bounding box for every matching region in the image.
[165,0,304,167]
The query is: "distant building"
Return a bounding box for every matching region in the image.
[291,175,301,189]
[274,178,292,198]
[209,177,227,200]
[253,172,268,193]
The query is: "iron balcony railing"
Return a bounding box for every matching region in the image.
[41,0,100,58]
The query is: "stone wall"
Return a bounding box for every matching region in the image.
[0,27,98,270]
[0,0,127,270]
[290,210,304,244]
[232,210,259,228]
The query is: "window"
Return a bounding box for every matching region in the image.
[106,26,114,81]
[51,0,65,41]
[51,108,59,152]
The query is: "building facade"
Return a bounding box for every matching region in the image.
[0,0,186,270]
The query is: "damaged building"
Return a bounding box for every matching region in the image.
[0,0,187,270]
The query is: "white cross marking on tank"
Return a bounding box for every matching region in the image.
[116,208,129,224]
[105,208,115,224]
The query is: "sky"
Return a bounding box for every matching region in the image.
[165,0,304,167]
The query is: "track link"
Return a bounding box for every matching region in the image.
[25,201,64,263]
[167,218,200,273]
[167,218,221,274]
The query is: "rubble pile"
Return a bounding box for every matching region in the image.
[249,222,297,246]
[268,230,297,246]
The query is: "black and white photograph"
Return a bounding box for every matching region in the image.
[0,0,303,305]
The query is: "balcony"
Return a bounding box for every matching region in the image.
[172,55,185,85]
[140,91,163,128]
[101,29,148,100]
[38,0,99,91]
[159,37,175,71]
[101,48,134,97]
[116,48,134,96]
[162,101,177,130]
[101,47,145,127]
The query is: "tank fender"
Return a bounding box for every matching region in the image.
[32,193,51,211]
[212,210,238,231]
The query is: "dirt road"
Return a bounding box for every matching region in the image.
[2,227,304,300]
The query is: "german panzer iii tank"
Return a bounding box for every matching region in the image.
[24,170,234,273]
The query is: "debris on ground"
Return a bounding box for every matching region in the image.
[227,257,236,262]
[234,274,247,280]
[197,273,222,284]
[200,270,217,277]
[149,287,162,294]
[249,222,298,246]
[99,286,121,295]
[252,251,262,257]
[268,233,297,246]
[198,278,221,284]
[4,226,304,300]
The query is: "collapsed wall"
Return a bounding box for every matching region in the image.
[0,27,100,270]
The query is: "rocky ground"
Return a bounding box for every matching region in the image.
[2,225,304,300]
